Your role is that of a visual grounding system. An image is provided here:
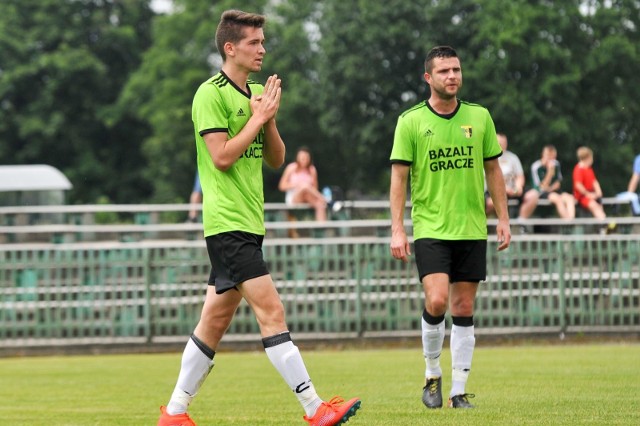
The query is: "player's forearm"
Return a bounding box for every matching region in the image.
[389,168,408,234]
[210,117,264,171]
[486,164,509,221]
[262,120,285,169]
[390,193,406,234]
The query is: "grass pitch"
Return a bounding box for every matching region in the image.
[1,342,638,425]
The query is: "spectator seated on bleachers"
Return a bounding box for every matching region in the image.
[615,153,640,217]
[278,146,327,223]
[485,133,538,219]
[573,146,617,233]
[526,144,575,220]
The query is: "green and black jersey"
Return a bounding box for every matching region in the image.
[390,100,501,240]
[192,71,265,237]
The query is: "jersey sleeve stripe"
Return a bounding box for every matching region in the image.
[199,128,227,136]
[484,152,502,162]
[390,159,412,166]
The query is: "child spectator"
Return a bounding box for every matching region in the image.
[573,146,616,233]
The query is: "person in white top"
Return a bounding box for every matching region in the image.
[615,153,640,216]
[485,133,538,219]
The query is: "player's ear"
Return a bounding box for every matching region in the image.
[423,72,431,85]
[224,41,235,58]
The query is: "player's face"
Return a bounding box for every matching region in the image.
[229,27,266,73]
[424,57,462,100]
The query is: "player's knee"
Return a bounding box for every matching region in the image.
[426,296,448,315]
[450,298,474,316]
[256,301,286,330]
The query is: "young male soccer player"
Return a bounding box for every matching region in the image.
[157,10,360,426]
[389,46,511,409]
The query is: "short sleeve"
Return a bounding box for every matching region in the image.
[192,83,227,135]
[573,165,584,185]
[390,115,414,164]
[482,110,501,160]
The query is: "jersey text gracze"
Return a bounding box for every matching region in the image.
[240,134,264,159]
[428,145,474,172]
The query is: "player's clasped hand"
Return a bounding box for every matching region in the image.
[251,74,281,123]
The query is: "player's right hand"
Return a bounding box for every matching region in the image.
[251,74,281,124]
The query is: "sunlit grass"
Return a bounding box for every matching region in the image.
[1,343,638,425]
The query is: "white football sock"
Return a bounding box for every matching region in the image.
[263,332,322,417]
[450,324,475,397]
[422,317,445,378]
[166,335,215,415]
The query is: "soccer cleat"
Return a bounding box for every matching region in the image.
[157,405,196,426]
[303,396,361,426]
[422,377,443,409]
[448,393,475,409]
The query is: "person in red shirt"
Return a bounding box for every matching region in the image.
[573,146,607,219]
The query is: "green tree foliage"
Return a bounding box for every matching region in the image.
[313,1,431,196]
[313,0,640,195]
[256,1,326,200]
[456,0,640,193]
[118,0,318,202]
[115,0,218,203]
[0,0,154,203]
[2,0,639,204]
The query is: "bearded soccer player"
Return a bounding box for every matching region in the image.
[389,46,511,409]
[157,10,360,426]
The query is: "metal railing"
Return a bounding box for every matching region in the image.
[1,198,636,243]
[1,234,638,350]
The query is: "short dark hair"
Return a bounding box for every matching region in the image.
[424,46,458,73]
[215,10,266,61]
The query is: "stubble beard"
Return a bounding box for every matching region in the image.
[433,86,458,101]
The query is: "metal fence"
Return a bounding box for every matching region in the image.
[1,233,638,350]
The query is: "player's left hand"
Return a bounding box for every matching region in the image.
[251,74,281,124]
[496,221,511,251]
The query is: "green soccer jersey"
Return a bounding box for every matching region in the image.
[390,100,501,240]
[192,71,266,237]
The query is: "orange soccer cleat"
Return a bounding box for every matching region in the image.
[303,396,361,426]
[157,405,196,426]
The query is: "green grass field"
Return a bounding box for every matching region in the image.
[1,342,638,425]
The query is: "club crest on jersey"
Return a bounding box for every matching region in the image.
[461,126,472,139]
